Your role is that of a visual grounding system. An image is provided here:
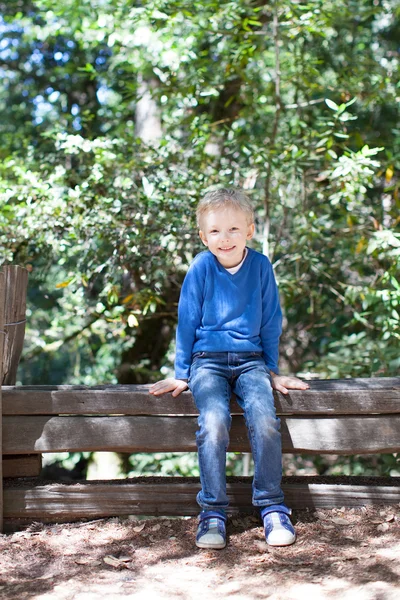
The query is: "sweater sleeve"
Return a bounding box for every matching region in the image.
[174,257,205,379]
[260,258,282,373]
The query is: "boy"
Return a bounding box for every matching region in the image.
[150,188,309,550]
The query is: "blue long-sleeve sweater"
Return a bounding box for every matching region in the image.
[174,248,282,379]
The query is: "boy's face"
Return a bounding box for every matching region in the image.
[199,206,255,268]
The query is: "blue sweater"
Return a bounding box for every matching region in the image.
[174,248,282,379]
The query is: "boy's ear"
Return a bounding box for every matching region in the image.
[246,223,255,240]
[199,230,209,247]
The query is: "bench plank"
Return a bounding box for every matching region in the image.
[2,456,42,478]
[3,414,400,455]
[3,477,400,518]
[2,377,400,416]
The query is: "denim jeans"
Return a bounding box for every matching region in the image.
[188,351,284,511]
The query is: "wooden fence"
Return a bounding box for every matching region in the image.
[1,265,400,530]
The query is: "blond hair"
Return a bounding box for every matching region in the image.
[196,188,254,228]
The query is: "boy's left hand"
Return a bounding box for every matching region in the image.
[270,373,310,395]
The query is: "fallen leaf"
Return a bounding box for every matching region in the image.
[75,558,94,565]
[103,555,127,569]
[371,518,383,524]
[386,514,395,522]
[133,524,146,533]
[151,524,161,532]
[331,517,350,525]
[377,523,390,532]
[118,556,132,562]
[321,524,335,530]
[315,512,327,520]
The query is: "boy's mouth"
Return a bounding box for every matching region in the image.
[219,246,235,252]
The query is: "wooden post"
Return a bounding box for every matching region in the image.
[2,266,28,385]
[0,268,5,531]
[1,266,38,479]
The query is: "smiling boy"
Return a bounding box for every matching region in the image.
[150,188,309,549]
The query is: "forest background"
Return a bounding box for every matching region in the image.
[0,0,399,481]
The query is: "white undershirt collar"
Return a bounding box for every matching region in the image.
[225,248,248,274]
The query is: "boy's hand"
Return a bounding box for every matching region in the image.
[149,378,188,397]
[270,372,310,395]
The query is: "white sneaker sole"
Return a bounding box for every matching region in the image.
[196,538,226,549]
[266,532,296,547]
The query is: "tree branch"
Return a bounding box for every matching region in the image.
[21,313,103,361]
[263,5,282,257]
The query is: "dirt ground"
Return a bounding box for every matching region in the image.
[1,505,399,600]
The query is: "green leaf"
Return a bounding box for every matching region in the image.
[345,97,357,108]
[142,176,154,198]
[128,314,139,327]
[325,99,339,111]
[391,277,400,291]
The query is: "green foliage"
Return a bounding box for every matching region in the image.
[126,452,253,478]
[1,0,399,475]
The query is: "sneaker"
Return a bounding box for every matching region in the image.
[261,504,296,547]
[196,510,227,549]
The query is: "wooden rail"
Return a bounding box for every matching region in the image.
[4,477,400,520]
[2,379,400,455]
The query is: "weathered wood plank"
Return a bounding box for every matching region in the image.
[0,269,5,531]
[3,414,400,455]
[3,455,42,478]
[2,266,28,385]
[3,477,400,518]
[2,377,400,416]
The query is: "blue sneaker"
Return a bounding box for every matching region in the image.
[196,510,227,549]
[261,504,296,547]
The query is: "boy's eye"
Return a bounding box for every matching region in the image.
[230,227,239,231]
[210,229,218,233]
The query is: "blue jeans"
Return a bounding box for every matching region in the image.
[188,351,284,511]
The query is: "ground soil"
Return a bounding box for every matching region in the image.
[1,505,400,600]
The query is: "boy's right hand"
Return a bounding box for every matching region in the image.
[149,378,188,397]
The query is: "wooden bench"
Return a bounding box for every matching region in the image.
[2,378,400,526]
